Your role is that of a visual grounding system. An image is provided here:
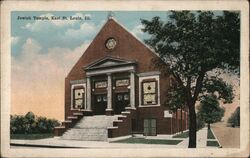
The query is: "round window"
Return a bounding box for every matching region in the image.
[105,38,117,50]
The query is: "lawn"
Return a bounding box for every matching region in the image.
[112,137,182,145]
[10,133,54,140]
[207,140,219,147]
[207,128,216,139]
[173,131,189,138]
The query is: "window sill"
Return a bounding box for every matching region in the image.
[138,104,160,108]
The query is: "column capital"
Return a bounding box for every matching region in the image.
[107,72,112,76]
[129,69,136,73]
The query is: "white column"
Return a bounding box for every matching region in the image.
[86,76,92,111]
[130,71,135,109]
[106,73,113,111]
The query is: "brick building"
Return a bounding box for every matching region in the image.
[54,17,189,140]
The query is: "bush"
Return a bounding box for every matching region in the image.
[10,112,60,134]
[227,107,240,127]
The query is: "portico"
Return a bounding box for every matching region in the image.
[84,56,137,115]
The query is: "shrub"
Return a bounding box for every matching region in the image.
[10,112,60,134]
[227,107,240,127]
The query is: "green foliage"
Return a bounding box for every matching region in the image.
[141,11,239,147]
[167,85,186,110]
[10,112,60,134]
[227,107,240,127]
[196,112,205,130]
[197,95,225,125]
[202,76,234,103]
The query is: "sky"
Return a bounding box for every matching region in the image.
[11,11,171,120]
[11,11,239,121]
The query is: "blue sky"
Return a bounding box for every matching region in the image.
[11,11,171,57]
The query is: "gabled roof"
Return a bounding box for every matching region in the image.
[84,56,137,71]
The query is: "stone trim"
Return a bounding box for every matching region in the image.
[137,71,161,77]
[86,65,135,76]
[70,79,86,84]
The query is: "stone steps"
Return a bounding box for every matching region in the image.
[61,115,120,141]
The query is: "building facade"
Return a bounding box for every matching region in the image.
[55,17,189,138]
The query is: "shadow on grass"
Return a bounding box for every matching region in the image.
[112,137,182,145]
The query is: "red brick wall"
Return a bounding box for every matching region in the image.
[64,19,171,118]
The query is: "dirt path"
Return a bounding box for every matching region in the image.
[211,122,240,148]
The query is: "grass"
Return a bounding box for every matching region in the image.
[173,131,189,138]
[10,133,54,140]
[207,140,219,147]
[207,128,216,139]
[112,137,182,145]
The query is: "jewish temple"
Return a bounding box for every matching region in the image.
[54,16,189,141]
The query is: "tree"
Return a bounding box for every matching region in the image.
[197,95,225,129]
[227,106,240,127]
[141,11,239,148]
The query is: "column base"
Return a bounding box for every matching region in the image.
[106,109,113,115]
[125,107,136,110]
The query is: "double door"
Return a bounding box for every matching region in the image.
[114,92,129,114]
[93,94,107,115]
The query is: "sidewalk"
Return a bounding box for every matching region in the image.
[178,127,208,148]
[11,127,211,148]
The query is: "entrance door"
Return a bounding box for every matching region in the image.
[144,119,157,136]
[93,94,107,115]
[114,93,129,114]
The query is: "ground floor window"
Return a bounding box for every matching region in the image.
[144,119,157,136]
[73,88,85,109]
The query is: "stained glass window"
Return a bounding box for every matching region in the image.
[74,88,84,109]
[95,81,107,88]
[142,81,157,105]
[115,79,129,87]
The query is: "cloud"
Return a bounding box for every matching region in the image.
[11,38,90,120]
[11,36,20,45]
[63,22,96,39]
[131,24,144,38]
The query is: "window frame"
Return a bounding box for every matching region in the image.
[73,86,85,109]
[141,79,158,105]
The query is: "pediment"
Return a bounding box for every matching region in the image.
[85,56,136,71]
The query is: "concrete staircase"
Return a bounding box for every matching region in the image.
[61,115,120,141]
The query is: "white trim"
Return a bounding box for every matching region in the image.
[137,71,161,77]
[139,74,161,107]
[86,65,135,76]
[138,105,160,108]
[107,135,132,142]
[107,126,118,129]
[105,108,113,111]
[71,83,87,110]
[125,107,136,110]
[121,111,130,114]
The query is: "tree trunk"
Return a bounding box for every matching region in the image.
[208,123,210,130]
[188,102,197,148]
